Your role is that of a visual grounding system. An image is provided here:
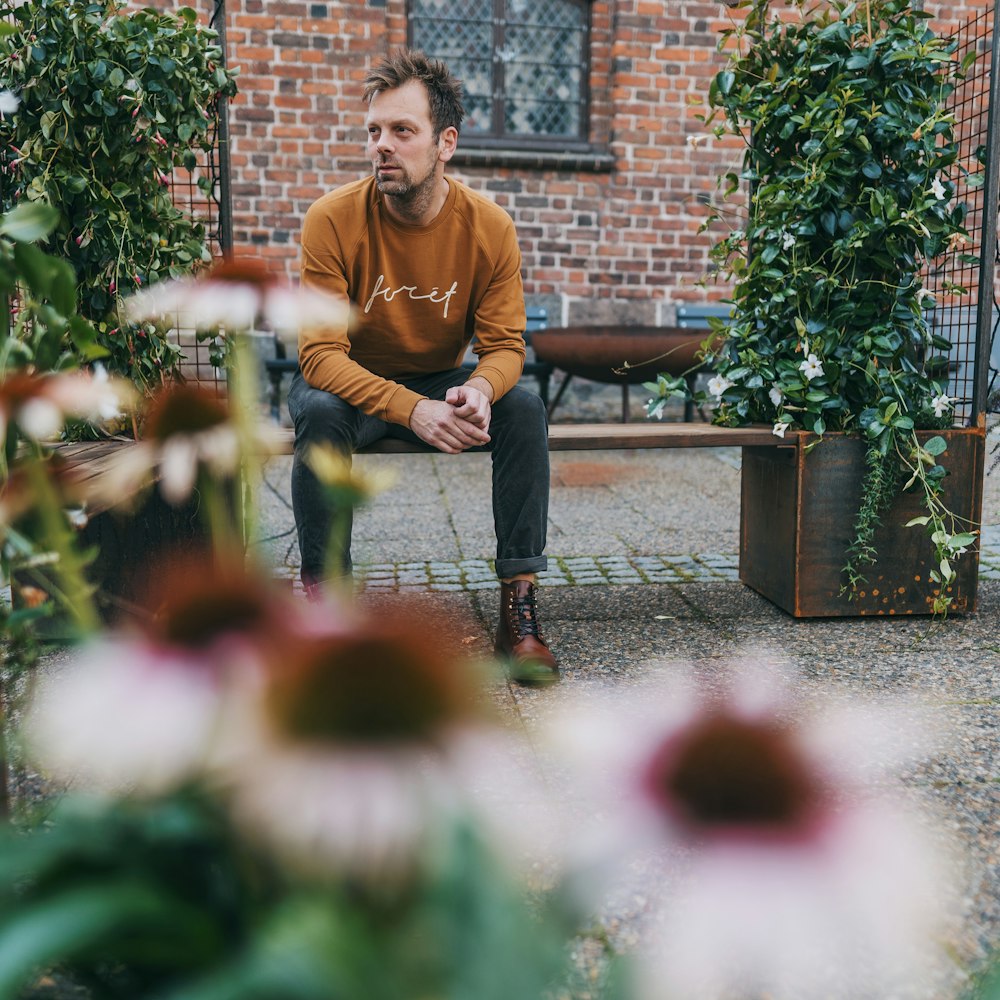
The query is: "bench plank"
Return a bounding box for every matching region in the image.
[55,424,793,489]
[286,423,793,454]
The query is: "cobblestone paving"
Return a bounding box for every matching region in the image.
[272,524,1000,593]
[350,553,741,591]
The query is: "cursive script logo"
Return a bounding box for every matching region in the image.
[363,274,459,319]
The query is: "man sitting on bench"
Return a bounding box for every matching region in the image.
[288,48,558,685]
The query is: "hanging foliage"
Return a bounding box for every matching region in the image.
[0,0,238,392]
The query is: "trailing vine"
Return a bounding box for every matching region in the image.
[843,437,904,592]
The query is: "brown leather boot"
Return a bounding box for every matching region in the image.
[495,580,559,686]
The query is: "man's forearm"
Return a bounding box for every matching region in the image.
[299,347,424,426]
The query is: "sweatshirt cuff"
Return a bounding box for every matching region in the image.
[467,364,508,403]
[385,386,426,427]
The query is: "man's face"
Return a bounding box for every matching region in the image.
[366,79,443,198]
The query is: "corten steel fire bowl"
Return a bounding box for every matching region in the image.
[530,325,718,384]
[531,325,722,421]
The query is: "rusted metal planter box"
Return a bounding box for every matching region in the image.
[739,428,986,617]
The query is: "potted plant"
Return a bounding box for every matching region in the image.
[688,0,984,616]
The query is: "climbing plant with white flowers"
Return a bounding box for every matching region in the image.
[693,0,979,610]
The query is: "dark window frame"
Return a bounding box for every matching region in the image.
[407,0,594,153]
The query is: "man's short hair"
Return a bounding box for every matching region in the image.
[363,48,466,137]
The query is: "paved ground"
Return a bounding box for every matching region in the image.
[255,381,1000,998]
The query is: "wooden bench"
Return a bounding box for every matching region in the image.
[272,422,790,455]
[57,423,792,483]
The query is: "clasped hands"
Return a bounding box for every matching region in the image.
[409,379,493,454]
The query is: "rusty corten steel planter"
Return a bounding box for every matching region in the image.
[530,325,719,383]
[739,427,986,617]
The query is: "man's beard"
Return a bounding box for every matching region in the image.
[373,159,437,214]
[373,165,413,195]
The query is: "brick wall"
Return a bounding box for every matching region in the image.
[212,0,995,324]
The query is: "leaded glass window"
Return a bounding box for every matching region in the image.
[409,0,590,147]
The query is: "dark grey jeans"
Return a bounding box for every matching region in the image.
[287,368,550,584]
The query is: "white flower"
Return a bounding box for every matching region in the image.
[915,287,936,307]
[125,255,349,336]
[799,353,824,380]
[931,392,953,418]
[686,134,708,147]
[47,364,132,424]
[16,397,64,441]
[25,556,306,796]
[781,230,796,250]
[769,383,784,407]
[929,176,947,200]
[772,421,787,439]
[28,641,234,796]
[88,381,283,507]
[541,663,959,1000]
[223,614,555,880]
[0,368,135,443]
[0,90,18,115]
[707,374,734,398]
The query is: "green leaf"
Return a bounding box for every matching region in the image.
[949,532,977,549]
[0,883,179,996]
[12,240,56,297]
[48,257,78,317]
[68,315,108,359]
[905,516,930,527]
[0,202,60,242]
[39,109,59,139]
[923,435,948,456]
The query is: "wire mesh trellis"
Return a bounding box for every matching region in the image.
[166,0,233,389]
[923,1,1000,425]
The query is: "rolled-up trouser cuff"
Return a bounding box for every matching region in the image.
[495,556,548,580]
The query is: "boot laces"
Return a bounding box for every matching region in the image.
[511,587,541,640]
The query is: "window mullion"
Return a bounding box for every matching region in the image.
[492,0,505,139]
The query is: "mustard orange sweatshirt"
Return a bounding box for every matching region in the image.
[298,176,527,427]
